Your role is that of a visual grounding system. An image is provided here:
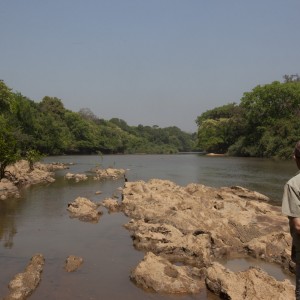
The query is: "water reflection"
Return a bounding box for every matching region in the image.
[0,198,21,248]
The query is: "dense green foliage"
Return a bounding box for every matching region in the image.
[196,77,300,159]
[0,80,197,178]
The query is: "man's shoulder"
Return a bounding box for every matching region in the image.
[287,171,300,187]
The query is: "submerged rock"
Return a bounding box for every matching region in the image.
[121,179,293,296]
[67,197,102,223]
[65,172,88,182]
[64,255,83,272]
[4,254,45,300]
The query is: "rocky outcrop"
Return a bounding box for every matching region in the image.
[0,179,20,200]
[4,254,45,300]
[121,179,293,296]
[102,198,121,213]
[93,168,126,180]
[67,197,102,223]
[130,252,204,294]
[64,255,83,272]
[205,262,294,299]
[1,160,64,200]
[6,160,56,186]
[65,173,88,182]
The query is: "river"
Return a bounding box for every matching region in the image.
[0,154,296,299]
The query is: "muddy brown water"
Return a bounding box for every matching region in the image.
[0,154,296,299]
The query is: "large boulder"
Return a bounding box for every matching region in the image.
[205,262,294,299]
[4,254,45,300]
[130,252,203,294]
[67,197,102,223]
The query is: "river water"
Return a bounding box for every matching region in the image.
[0,154,297,299]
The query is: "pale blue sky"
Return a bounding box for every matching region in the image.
[1,1,299,132]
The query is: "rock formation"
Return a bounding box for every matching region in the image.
[64,255,83,272]
[121,179,294,297]
[205,262,294,299]
[102,198,121,213]
[131,252,204,294]
[67,197,102,223]
[3,254,45,300]
[93,168,125,180]
[0,160,66,200]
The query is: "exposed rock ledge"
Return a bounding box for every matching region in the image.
[0,160,68,200]
[122,179,294,297]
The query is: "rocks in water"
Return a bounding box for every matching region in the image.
[102,198,121,213]
[67,197,102,223]
[130,252,204,294]
[6,160,56,186]
[1,160,62,200]
[65,173,88,182]
[121,179,294,296]
[64,255,83,272]
[0,179,20,200]
[4,254,45,300]
[93,168,125,180]
[205,262,294,299]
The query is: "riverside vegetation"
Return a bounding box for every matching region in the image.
[196,74,300,159]
[1,74,299,179]
[0,80,196,180]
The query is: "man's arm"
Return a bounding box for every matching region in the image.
[290,217,300,234]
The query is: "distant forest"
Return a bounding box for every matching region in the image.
[0,80,197,159]
[2,73,300,178]
[196,74,300,159]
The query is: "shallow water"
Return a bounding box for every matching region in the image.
[0,154,296,299]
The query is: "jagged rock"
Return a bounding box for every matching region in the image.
[130,252,203,294]
[102,198,121,213]
[65,173,88,182]
[6,160,55,186]
[67,197,102,223]
[122,179,294,296]
[64,255,83,272]
[1,160,62,199]
[0,179,20,200]
[93,168,125,180]
[124,220,212,267]
[4,254,45,300]
[205,262,294,299]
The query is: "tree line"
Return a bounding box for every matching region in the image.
[0,80,197,178]
[196,75,300,159]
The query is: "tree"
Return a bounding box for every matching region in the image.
[0,80,14,112]
[0,116,20,179]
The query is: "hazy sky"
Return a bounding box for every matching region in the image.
[1,1,300,132]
